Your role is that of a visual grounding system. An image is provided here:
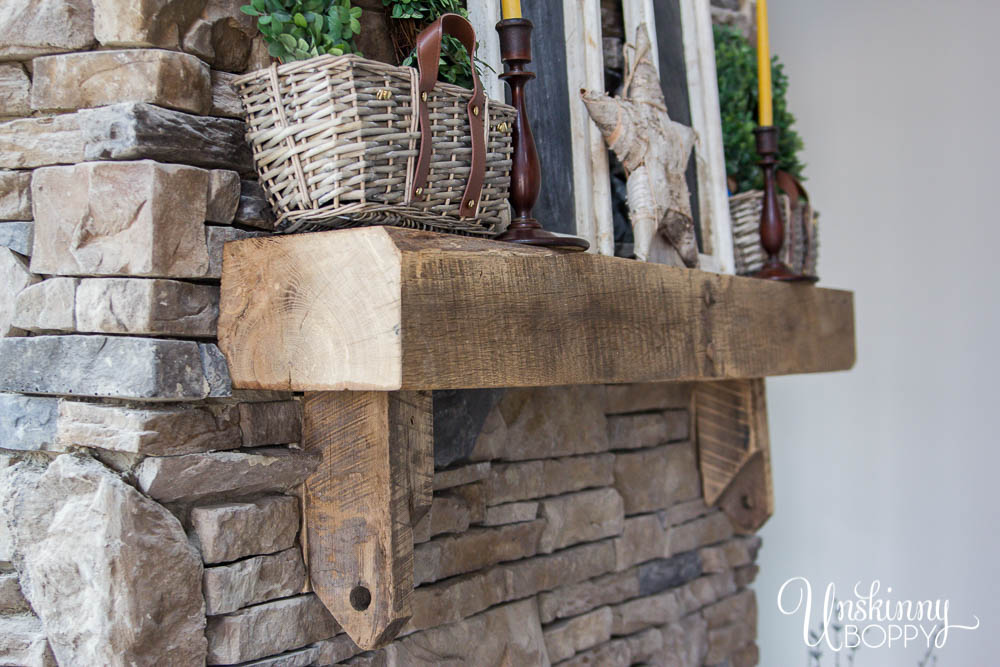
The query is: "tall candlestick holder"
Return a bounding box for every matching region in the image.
[752,126,816,282]
[495,18,589,251]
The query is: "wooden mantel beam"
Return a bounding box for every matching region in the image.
[219,227,855,391]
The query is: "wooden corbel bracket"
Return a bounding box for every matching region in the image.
[301,390,432,649]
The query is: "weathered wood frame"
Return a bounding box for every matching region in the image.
[622,0,735,271]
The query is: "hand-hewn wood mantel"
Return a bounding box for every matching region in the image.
[216,226,855,650]
[218,227,855,391]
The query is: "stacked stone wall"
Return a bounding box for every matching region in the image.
[0,2,761,665]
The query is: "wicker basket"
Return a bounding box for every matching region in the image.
[729,188,819,276]
[233,15,516,236]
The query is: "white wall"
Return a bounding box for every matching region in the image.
[759,1,1000,665]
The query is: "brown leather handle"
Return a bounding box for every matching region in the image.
[410,13,487,218]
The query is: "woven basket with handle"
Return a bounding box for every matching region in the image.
[233,14,515,235]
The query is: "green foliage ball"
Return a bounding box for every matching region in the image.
[241,0,362,62]
[714,24,805,193]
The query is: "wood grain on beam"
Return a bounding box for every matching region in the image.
[302,390,432,649]
[220,227,855,391]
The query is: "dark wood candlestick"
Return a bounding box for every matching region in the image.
[495,18,589,252]
[751,126,814,282]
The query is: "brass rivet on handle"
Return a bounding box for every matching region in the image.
[468,199,475,208]
[415,187,423,196]
[473,105,479,116]
[421,92,428,102]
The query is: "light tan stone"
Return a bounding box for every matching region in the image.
[705,620,755,665]
[668,511,733,556]
[605,382,692,414]
[31,49,211,114]
[414,520,544,585]
[0,64,29,117]
[313,634,363,664]
[93,0,202,49]
[700,537,754,574]
[207,169,241,223]
[31,161,211,278]
[544,606,612,662]
[487,453,616,505]
[661,613,708,667]
[211,70,243,118]
[448,481,486,524]
[735,564,759,588]
[537,488,624,554]
[0,171,31,221]
[471,386,608,461]
[730,640,760,667]
[0,614,57,666]
[661,497,711,526]
[611,589,682,636]
[428,493,471,536]
[484,500,538,526]
[203,547,307,615]
[702,590,756,630]
[613,442,701,515]
[75,277,219,337]
[390,599,550,666]
[182,0,257,72]
[537,569,639,624]
[543,453,615,497]
[1,247,39,337]
[0,456,207,665]
[433,461,490,490]
[676,572,738,616]
[613,513,669,571]
[57,400,241,455]
[407,541,615,634]
[0,0,95,60]
[191,495,300,564]
[606,410,689,450]
[135,447,319,503]
[0,114,85,169]
[486,459,543,504]
[12,278,77,333]
[0,571,28,613]
[205,594,338,665]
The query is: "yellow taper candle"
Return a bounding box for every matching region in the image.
[756,0,774,126]
[501,0,522,20]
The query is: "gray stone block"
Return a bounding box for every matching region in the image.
[235,180,275,230]
[0,0,95,60]
[0,394,58,451]
[0,221,32,256]
[637,551,703,597]
[206,226,266,279]
[199,343,232,397]
[0,335,220,400]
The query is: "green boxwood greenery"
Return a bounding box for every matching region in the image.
[383,0,475,89]
[714,24,805,193]
[241,0,477,89]
[240,0,362,62]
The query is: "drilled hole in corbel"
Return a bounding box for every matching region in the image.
[350,585,372,611]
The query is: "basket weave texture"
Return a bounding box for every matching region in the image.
[729,189,819,276]
[234,54,516,235]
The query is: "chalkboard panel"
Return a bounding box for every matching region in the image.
[519,4,577,236]
[653,0,703,250]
